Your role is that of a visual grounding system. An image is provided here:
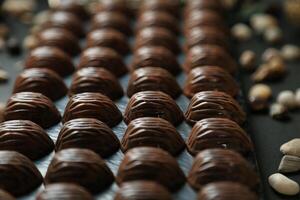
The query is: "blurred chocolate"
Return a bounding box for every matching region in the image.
[183,66,239,98]
[25,46,75,77]
[86,29,130,56]
[185,91,246,125]
[95,0,132,18]
[187,118,253,156]
[0,120,54,160]
[127,67,181,99]
[78,47,127,77]
[36,183,93,200]
[139,0,181,18]
[63,92,122,127]
[188,149,259,190]
[50,0,89,20]
[184,45,237,74]
[197,182,258,200]
[0,189,15,200]
[45,148,114,194]
[69,67,123,100]
[131,46,181,75]
[4,92,61,128]
[122,117,185,155]
[117,147,185,191]
[184,0,224,17]
[124,91,183,126]
[13,68,67,101]
[0,150,43,196]
[56,118,120,158]
[115,181,172,200]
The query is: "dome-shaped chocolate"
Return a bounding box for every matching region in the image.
[184,0,224,17]
[139,0,181,18]
[50,0,89,20]
[94,0,132,18]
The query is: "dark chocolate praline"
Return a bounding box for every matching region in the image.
[78,46,128,77]
[131,46,181,75]
[187,149,259,191]
[69,67,123,100]
[124,91,183,126]
[122,117,185,156]
[127,67,181,99]
[45,148,114,194]
[0,120,54,160]
[184,0,224,17]
[114,181,172,200]
[139,0,181,18]
[94,0,133,19]
[25,46,75,77]
[86,29,130,56]
[187,118,253,156]
[50,0,89,20]
[63,92,122,127]
[185,91,246,125]
[36,183,93,200]
[4,92,61,129]
[116,147,186,192]
[0,150,43,196]
[56,118,120,158]
[0,189,15,200]
[13,68,67,101]
[183,66,239,98]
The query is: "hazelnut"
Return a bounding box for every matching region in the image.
[23,35,38,50]
[250,13,278,34]
[231,23,253,41]
[252,58,286,82]
[248,84,272,111]
[263,26,283,44]
[270,103,289,120]
[239,50,256,70]
[0,69,9,83]
[295,88,300,107]
[262,48,282,62]
[281,44,300,61]
[277,90,297,109]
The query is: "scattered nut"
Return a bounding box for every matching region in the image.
[279,155,300,173]
[268,173,300,196]
[270,103,289,120]
[281,44,300,61]
[263,26,283,44]
[252,58,286,82]
[250,13,278,34]
[262,48,282,62]
[248,84,272,111]
[277,90,297,109]
[2,0,36,17]
[0,103,5,122]
[0,69,9,83]
[33,10,50,26]
[231,23,253,41]
[281,139,300,157]
[239,50,256,70]
[295,88,300,107]
[23,35,38,50]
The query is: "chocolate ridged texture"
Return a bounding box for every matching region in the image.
[0,150,43,196]
[187,118,253,156]
[35,28,81,56]
[127,67,181,99]
[188,149,259,191]
[86,29,130,56]
[95,0,133,19]
[183,66,239,98]
[51,0,89,20]
[134,27,180,55]
[4,92,61,128]
[139,0,181,18]
[185,91,246,125]
[131,46,181,75]
[0,120,54,160]
[184,0,224,17]
[63,92,122,127]
[117,147,186,191]
[78,47,127,77]
[24,46,75,77]
[114,181,172,200]
[184,45,237,74]
[36,183,93,200]
[124,91,183,126]
[69,67,123,100]
[0,189,15,200]
[45,148,114,194]
[56,118,120,158]
[13,68,67,101]
[197,182,258,200]
[122,117,185,156]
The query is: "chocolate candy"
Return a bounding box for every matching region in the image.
[187,118,253,156]
[122,117,185,155]
[139,0,181,18]
[35,28,81,56]
[185,91,246,125]
[25,46,75,77]
[50,0,89,20]
[131,46,181,75]
[45,148,114,194]
[56,118,120,158]
[0,120,54,160]
[197,182,258,200]
[117,147,185,191]
[69,67,123,100]
[36,183,93,200]
[13,68,67,101]
[134,27,180,55]
[4,92,61,128]
[95,0,132,18]
[187,149,259,190]
[78,47,127,77]
[0,150,43,196]
[127,67,181,99]
[0,189,15,200]
[124,91,183,126]
[114,181,172,200]
[183,66,239,98]
[184,45,237,74]
[63,92,122,127]
[86,29,130,56]
[184,0,224,16]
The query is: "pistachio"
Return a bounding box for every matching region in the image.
[268,173,300,196]
[231,23,253,41]
[279,155,300,173]
[264,26,283,44]
[270,103,289,120]
[262,48,282,62]
[281,44,300,61]
[0,103,5,122]
[250,14,278,34]
[239,50,256,70]
[281,139,300,157]
[0,69,9,83]
[277,90,297,109]
[248,84,272,111]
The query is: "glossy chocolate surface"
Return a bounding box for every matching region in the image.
[95,0,132,18]
[0,189,15,200]
[51,0,89,20]
[184,0,224,16]
[139,0,181,18]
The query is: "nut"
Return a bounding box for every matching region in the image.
[270,103,289,120]
[0,69,9,83]
[277,90,297,109]
[231,23,253,41]
[23,35,38,50]
[239,50,256,70]
[250,13,278,34]
[281,44,300,61]
[33,10,50,25]
[248,84,272,111]
[281,138,300,157]
[263,26,283,44]
[2,0,36,17]
[252,58,286,82]
[262,48,282,62]
[0,103,5,122]
[279,155,300,173]
[296,88,300,107]
[268,173,300,196]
